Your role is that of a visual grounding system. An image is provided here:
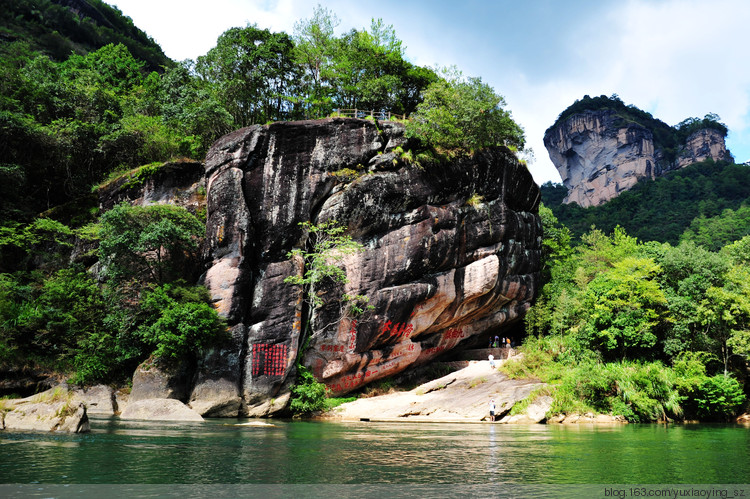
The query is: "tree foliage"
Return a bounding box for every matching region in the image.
[522,221,750,421]
[98,203,205,285]
[405,68,525,153]
[284,220,366,310]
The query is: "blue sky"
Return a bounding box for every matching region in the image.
[112,0,750,184]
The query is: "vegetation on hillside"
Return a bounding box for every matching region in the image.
[515,210,749,421]
[0,203,225,384]
[1,0,170,69]
[541,160,750,246]
[1,2,747,421]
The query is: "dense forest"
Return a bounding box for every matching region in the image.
[0,1,747,420]
[510,208,749,421]
[540,159,750,246]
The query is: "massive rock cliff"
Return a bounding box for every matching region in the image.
[675,128,729,169]
[195,118,541,417]
[544,109,731,207]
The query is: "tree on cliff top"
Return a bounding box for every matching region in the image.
[405,68,525,153]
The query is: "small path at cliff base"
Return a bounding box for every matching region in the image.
[322,360,543,422]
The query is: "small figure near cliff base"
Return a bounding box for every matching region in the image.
[489,399,496,422]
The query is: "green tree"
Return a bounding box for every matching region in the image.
[135,284,226,361]
[405,67,525,153]
[153,61,233,157]
[692,374,746,421]
[284,220,368,320]
[289,364,328,415]
[697,266,750,375]
[293,4,340,118]
[196,25,299,126]
[98,203,205,285]
[653,241,731,357]
[577,256,667,360]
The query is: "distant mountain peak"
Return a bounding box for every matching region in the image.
[544,96,732,207]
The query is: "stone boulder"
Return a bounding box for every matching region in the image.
[547,413,627,424]
[2,388,90,433]
[129,358,193,403]
[188,324,244,417]
[500,395,552,424]
[200,118,541,416]
[72,384,116,415]
[120,398,204,422]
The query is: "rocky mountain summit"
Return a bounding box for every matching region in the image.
[544,107,731,208]
[195,118,542,417]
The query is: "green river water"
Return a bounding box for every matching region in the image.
[1,417,748,497]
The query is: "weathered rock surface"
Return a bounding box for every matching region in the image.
[71,384,116,415]
[328,360,544,421]
[676,129,730,169]
[119,398,204,422]
[500,395,552,424]
[199,118,541,416]
[129,358,193,403]
[188,324,245,417]
[544,109,731,207]
[2,388,90,433]
[97,159,206,214]
[547,413,627,424]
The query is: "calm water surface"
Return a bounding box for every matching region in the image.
[0,417,748,484]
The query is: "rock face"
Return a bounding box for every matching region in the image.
[97,159,206,214]
[198,117,541,416]
[2,387,90,433]
[120,398,204,422]
[500,395,552,424]
[72,384,116,415]
[544,110,731,207]
[129,358,193,403]
[329,360,544,421]
[676,129,730,169]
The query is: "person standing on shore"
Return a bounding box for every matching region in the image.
[489,399,496,422]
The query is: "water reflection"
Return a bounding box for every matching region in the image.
[0,418,748,484]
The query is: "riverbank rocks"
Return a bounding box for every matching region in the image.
[71,384,116,415]
[201,118,541,416]
[500,395,553,424]
[2,387,90,433]
[129,358,193,403]
[120,398,204,422]
[328,360,544,421]
[547,413,628,424]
